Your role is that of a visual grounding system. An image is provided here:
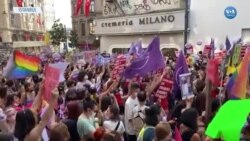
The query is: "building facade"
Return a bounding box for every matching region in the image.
[71,0,103,50]
[92,0,186,53]
[91,0,250,54]
[43,0,56,31]
[188,0,250,52]
[0,0,46,54]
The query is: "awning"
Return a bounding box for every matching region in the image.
[12,41,46,48]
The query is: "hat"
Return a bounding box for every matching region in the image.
[155,122,171,140]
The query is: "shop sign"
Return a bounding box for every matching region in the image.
[13,7,42,14]
[93,10,185,35]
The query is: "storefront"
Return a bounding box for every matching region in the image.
[93,10,185,53]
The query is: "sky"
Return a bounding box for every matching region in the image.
[54,0,72,28]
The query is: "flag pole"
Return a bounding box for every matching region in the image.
[205,78,212,127]
[205,38,214,127]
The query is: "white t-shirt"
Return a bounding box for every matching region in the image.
[103,120,125,135]
[124,96,139,135]
[132,105,148,120]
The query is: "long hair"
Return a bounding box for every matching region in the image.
[67,101,81,120]
[49,123,70,141]
[14,109,36,141]
[109,104,120,121]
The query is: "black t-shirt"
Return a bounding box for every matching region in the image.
[62,119,80,141]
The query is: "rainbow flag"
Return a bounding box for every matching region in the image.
[226,48,250,99]
[3,51,40,79]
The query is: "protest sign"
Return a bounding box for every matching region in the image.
[49,62,69,82]
[179,73,194,100]
[155,77,173,99]
[111,55,127,79]
[44,65,60,101]
[214,51,226,63]
[231,44,241,66]
[83,50,97,63]
[203,45,211,58]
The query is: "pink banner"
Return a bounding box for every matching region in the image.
[44,65,60,101]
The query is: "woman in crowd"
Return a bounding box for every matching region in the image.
[62,101,81,141]
[14,84,59,141]
[137,104,161,141]
[77,97,98,140]
[103,104,125,135]
[49,122,70,141]
[179,108,201,141]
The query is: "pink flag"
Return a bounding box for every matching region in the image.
[175,126,182,141]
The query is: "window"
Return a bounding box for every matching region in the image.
[81,23,85,36]
[112,48,129,54]
[9,2,13,11]
[161,48,178,58]
[90,0,95,13]
[10,14,15,27]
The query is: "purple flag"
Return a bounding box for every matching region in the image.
[128,41,144,57]
[123,36,165,79]
[173,51,189,99]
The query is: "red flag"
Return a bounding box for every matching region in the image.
[84,0,91,16]
[206,59,220,86]
[74,0,83,16]
[175,126,182,141]
[16,0,23,7]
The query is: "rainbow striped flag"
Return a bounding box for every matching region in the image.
[226,48,250,99]
[3,51,40,79]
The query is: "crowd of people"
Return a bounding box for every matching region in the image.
[0,50,240,141]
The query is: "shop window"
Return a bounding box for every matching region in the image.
[81,23,86,36]
[161,48,178,58]
[112,48,129,54]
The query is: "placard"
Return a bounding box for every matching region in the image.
[179,73,194,100]
[44,65,60,101]
[112,55,127,79]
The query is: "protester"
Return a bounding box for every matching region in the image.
[0,37,247,141]
[77,97,98,139]
[124,83,140,141]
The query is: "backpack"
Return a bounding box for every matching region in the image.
[132,110,145,135]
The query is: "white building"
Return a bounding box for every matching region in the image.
[93,0,250,53]
[188,0,250,52]
[93,0,186,53]
[43,0,56,31]
[0,0,47,53]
